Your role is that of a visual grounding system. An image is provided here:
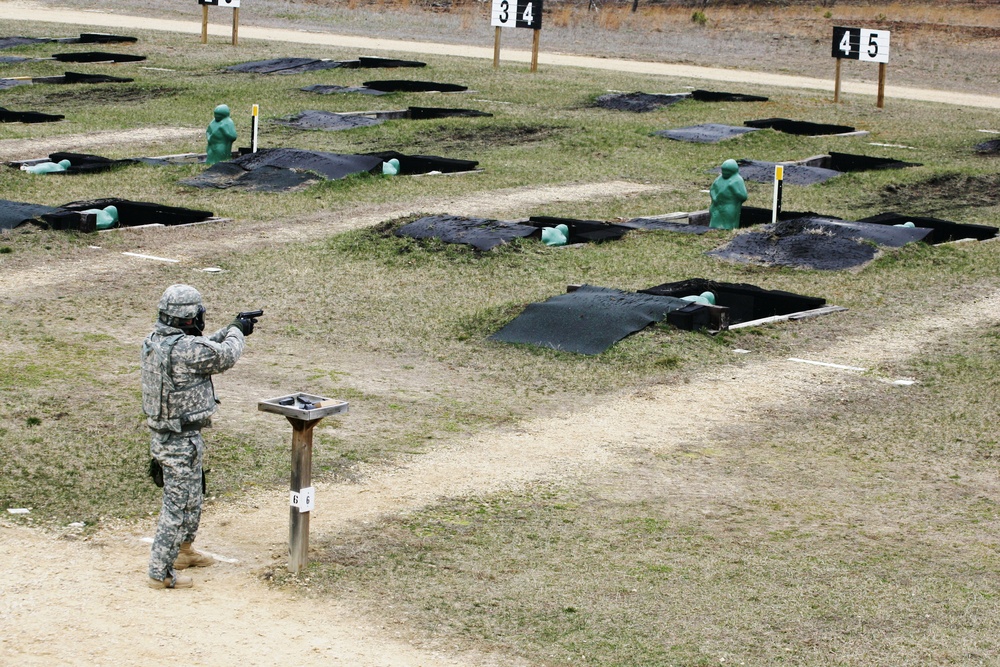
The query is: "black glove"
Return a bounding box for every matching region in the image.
[230,316,257,336]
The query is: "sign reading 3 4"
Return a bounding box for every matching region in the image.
[491,0,542,30]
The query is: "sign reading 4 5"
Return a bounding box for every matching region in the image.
[491,0,542,30]
[832,26,890,64]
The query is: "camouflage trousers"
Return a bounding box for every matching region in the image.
[148,428,204,580]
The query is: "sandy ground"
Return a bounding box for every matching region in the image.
[2,4,1000,666]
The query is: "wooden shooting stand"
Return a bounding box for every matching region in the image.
[258,392,349,574]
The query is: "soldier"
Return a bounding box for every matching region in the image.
[141,284,256,589]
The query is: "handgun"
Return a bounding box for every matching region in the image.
[237,309,264,320]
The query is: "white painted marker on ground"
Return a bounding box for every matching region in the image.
[788,357,866,372]
[122,252,180,263]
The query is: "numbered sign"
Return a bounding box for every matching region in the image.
[289,486,315,513]
[491,0,513,27]
[491,0,541,29]
[199,0,240,7]
[516,0,541,29]
[832,26,890,64]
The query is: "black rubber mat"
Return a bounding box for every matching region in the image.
[744,118,856,135]
[619,218,712,234]
[0,200,60,230]
[641,278,825,325]
[48,152,136,173]
[228,56,425,73]
[690,89,768,103]
[300,84,388,96]
[826,151,920,172]
[273,110,384,131]
[723,159,843,185]
[0,36,51,49]
[407,106,492,119]
[179,149,384,190]
[655,123,760,143]
[709,216,932,270]
[737,206,820,228]
[226,58,338,73]
[363,151,478,175]
[356,56,425,68]
[31,71,133,84]
[858,212,998,243]
[974,139,1000,154]
[593,91,688,112]
[0,106,64,123]
[52,52,145,63]
[490,285,688,355]
[233,149,383,178]
[74,33,137,44]
[526,216,633,243]
[362,80,467,93]
[395,215,537,251]
[48,198,213,228]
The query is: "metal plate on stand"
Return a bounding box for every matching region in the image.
[258,392,349,420]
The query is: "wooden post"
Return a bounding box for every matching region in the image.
[232,7,239,46]
[833,57,842,103]
[287,417,320,574]
[876,62,886,109]
[493,26,501,69]
[530,29,540,73]
[201,4,208,44]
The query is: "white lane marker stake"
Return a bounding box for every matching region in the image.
[788,357,866,372]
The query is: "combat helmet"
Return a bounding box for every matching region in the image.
[158,284,205,334]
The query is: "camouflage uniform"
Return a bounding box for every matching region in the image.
[142,285,244,582]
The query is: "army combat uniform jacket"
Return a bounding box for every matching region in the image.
[141,322,245,433]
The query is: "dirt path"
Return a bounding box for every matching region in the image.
[4,286,998,666]
[2,0,999,109]
[0,179,663,299]
[0,127,203,162]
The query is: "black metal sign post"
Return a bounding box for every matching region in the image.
[258,393,348,574]
[831,25,891,108]
[491,0,543,72]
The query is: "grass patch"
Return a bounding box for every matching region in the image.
[303,323,1000,665]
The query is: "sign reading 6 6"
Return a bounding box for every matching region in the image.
[491,0,542,30]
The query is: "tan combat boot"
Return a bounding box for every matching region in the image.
[148,571,193,589]
[173,542,216,570]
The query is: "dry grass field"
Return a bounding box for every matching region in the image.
[1,1,999,665]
